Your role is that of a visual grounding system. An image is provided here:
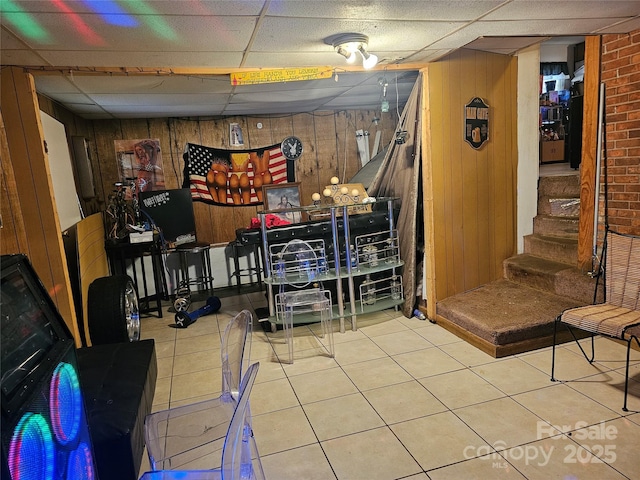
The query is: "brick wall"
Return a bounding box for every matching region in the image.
[601,30,640,235]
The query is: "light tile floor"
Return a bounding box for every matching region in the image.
[138,290,640,480]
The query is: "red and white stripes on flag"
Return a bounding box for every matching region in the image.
[183,143,287,205]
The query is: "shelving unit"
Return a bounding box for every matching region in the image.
[259,198,404,333]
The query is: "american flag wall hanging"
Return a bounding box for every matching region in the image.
[183,143,288,206]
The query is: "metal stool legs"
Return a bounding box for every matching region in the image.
[230,240,262,287]
[176,242,214,295]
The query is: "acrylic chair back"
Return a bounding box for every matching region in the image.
[140,362,264,480]
[144,310,254,471]
[222,310,253,399]
[605,231,640,311]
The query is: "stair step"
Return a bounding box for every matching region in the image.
[523,234,578,265]
[533,214,579,238]
[436,279,584,352]
[537,196,580,216]
[504,254,600,304]
[538,174,580,197]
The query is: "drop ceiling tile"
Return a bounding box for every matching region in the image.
[1,28,31,49]
[67,75,231,95]
[596,17,640,33]
[32,50,244,68]
[483,1,640,20]
[34,76,83,94]
[137,1,265,16]
[87,93,231,107]
[464,36,549,55]
[12,13,256,52]
[37,92,96,105]
[251,17,466,52]
[62,104,110,114]
[20,0,259,15]
[266,0,504,21]
[104,104,226,117]
[476,18,634,36]
[407,49,455,62]
[1,49,50,66]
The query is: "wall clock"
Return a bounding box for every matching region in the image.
[281,136,303,160]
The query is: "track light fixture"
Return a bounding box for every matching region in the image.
[326,33,378,69]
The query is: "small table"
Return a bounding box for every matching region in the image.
[105,239,166,317]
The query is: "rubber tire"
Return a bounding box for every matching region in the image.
[87,275,140,345]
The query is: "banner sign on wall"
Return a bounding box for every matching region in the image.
[464,97,489,149]
[230,67,333,85]
[183,143,288,206]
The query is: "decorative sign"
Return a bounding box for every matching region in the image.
[464,97,489,149]
[326,183,372,216]
[230,67,333,85]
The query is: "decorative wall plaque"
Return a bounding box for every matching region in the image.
[464,97,489,149]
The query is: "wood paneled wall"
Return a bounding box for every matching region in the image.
[425,49,518,302]
[1,67,80,344]
[36,101,399,246]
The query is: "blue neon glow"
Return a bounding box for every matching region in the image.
[68,442,95,479]
[82,0,138,27]
[50,362,82,445]
[8,413,55,480]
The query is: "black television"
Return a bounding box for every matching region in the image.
[139,188,196,248]
[1,254,97,479]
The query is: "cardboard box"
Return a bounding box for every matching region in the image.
[540,140,564,163]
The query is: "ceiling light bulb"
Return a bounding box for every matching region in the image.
[363,53,378,69]
[358,45,378,69]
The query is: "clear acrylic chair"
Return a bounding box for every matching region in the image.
[220,310,253,399]
[551,229,640,411]
[140,362,264,479]
[275,288,334,364]
[144,310,257,470]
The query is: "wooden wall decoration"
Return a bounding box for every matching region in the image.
[464,97,490,149]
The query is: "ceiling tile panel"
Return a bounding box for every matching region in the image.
[83,93,229,107]
[483,1,640,20]
[266,0,504,21]
[596,17,640,33]
[17,14,256,52]
[251,17,467,52]
[68,75,232,94]
[2,1,637,118]
[30,51,244,68]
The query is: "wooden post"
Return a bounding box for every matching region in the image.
[577,36,602,271]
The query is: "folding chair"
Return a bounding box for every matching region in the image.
[551,229,640,411]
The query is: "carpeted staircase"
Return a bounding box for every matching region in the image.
[436,171,599,357]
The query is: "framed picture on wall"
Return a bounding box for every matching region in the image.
[263,183,303,223]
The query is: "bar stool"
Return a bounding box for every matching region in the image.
[229,229,263,287]
[175,242,214,294]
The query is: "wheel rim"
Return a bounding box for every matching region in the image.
[124,283,140,341]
